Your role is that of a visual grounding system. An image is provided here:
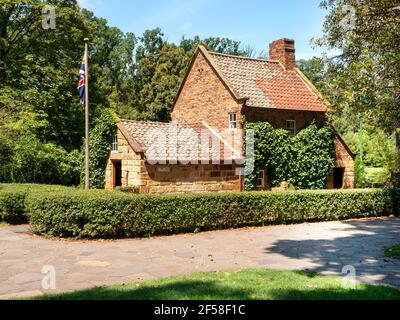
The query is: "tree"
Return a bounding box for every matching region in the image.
[315,0,400,150]
[140,44,190,121]
[314,0,400,185]
[0,2,254,185]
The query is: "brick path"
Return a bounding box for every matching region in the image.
[0,217,399,298]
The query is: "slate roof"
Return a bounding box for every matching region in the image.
[204,49,327,112]
[119,120,242,164]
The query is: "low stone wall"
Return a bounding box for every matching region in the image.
[139,163,241,194]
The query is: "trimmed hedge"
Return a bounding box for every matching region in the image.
[24,188,400,239]
[0,184,73,224]
[1,184,398,238]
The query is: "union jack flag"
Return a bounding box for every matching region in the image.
[77,57,86,106]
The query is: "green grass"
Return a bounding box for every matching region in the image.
[385,244,400,259]
[34,269,400,300]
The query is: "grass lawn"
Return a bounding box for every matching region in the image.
[0,222,8,228]
[35,269,400,300]
[385,244,400,259]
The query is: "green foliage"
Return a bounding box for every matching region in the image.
[315,0,400,135]
[291,125,335,189]
[0,112,80,185]
[84,109,118,189]
[0,2,256,186]
[0,190,27,224]
[244,122,335,190]
[0,184,71,223]
[354,156,366,187]
[139,44,190,121]
[24,188,399,239]
[2,183,398,237]
[385,244,400,259]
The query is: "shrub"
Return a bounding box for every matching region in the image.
[0,184,74,224]
[26,188,399,239]
[0,189,27,224]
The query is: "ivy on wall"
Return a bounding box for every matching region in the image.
[80,108,118,189]
[244,121,335,190]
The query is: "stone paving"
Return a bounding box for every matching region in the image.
[0,217,399,298]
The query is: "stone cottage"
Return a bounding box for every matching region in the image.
[105,38,355,194]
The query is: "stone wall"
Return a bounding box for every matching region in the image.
[326,135,355,189]
[104,130,142,190]
[171,50,243,131]
[139,163,241,194]
[105,129,241,194]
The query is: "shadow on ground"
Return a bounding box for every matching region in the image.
[37,272,400,300]
[266,218,400,287]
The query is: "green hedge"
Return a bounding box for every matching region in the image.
[0,184,73,224]
[25,188,399,239]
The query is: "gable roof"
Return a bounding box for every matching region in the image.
[189,46,327,112]
[119,119,242,164]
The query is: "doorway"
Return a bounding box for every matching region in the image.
[113,160,122,188]
[333,168,345,189]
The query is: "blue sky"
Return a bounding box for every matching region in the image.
[78,0,328,59]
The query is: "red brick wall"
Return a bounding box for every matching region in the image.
[244,107,326,132]
[171,50,244,130]
[269,39,296,70]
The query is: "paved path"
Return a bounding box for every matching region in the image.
[0,217,399,298]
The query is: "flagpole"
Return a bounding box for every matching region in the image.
[84,38,90,190]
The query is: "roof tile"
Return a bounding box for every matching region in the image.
[208,51,327,112]
[120,120,241,163]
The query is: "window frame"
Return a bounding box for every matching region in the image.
[229,112,237,131]
[111,135,118,152]
[257,169,266,188]
[286,120,296,136]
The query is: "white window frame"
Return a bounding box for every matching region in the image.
[229,112,237,131]
[111,135,118,152]
[257,169,266,187]
[286,120,296,136]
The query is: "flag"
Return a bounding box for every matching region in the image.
[77,56,86,105]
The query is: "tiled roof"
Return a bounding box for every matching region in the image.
[206,50,327,112]
[119,120,241,164]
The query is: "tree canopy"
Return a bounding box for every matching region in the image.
[0,0,252,185]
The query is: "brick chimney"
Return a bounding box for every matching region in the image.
[269,38,296,70]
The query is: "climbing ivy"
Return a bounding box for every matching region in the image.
[244,121,335,190]
[80,108,118,189]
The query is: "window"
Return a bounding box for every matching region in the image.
[229,113,237,130]
[257,169,265,187]
[286,120,296,136]
[112,135,118,152]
